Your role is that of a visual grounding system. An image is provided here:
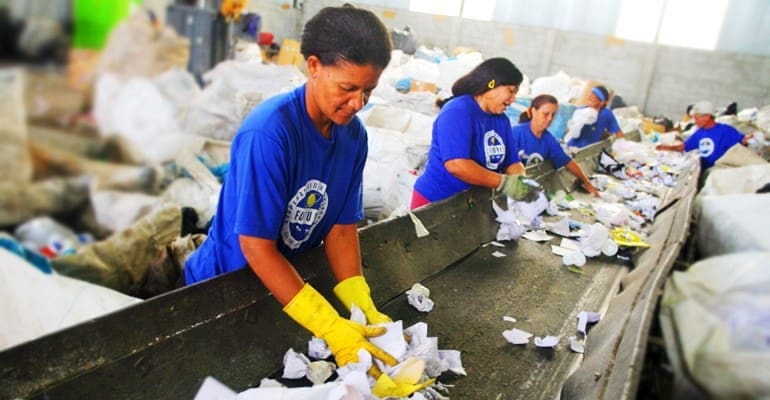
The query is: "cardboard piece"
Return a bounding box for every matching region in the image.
[276,39,304,67]
[409,79,436,93]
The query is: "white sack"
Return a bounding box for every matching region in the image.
[0,248,141,351]
[660,252,770,399]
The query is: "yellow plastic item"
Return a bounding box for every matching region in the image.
[283,284,397,367]
[611,227,651,248]
[334,276,392,325]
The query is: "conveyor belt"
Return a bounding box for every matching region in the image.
[0,135,700,399]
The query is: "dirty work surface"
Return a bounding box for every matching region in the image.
[379,238,624,400]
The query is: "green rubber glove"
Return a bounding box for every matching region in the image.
[334,275,392,325]
[497,174,541,201]
[283,284,397,368]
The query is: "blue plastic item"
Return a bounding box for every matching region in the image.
[0,233,53,274]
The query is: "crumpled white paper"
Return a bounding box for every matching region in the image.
[282,348,310,379]
[579,223,613,257]
[406,283,434,312]
[511,192,549,226]
[369,320,408,361]
[308,337,332,360]
[492,200,525,241]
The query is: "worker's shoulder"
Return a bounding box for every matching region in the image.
[241,87,303,126]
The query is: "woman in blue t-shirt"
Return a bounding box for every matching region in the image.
[514,94,599,197]
[565,85,624,148]
[411,58,539,209]
[183,6,412,384]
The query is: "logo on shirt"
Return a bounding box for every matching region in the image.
[698,137,715,158]
[524,152,544,167]
[484,130,506,170]
[282,179,328,250]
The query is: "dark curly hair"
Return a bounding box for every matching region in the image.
[301,5,392,69]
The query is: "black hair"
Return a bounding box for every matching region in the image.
[437,57,523,108]
[518,94,558,123]
[300,5,392,69]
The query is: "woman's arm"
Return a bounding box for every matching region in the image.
[565,160,600,197]
[240,235,304,305]
[323,223,363,282]
[444,158,506,188]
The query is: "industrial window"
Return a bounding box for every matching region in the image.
[408,0,495,21]
[615,0,728,50]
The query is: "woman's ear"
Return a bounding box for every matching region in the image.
[306,55,321,79]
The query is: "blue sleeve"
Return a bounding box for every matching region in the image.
[546,132,572,169]
[604,108,621,133]
[436,105,474,161]
[233,128,290,240]
[684,131,700,152]
[725,125,744,146]
[501,123,521,168]
[337,125,368,224]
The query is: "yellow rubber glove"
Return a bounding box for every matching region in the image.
[283,284,397,368]
[372,373,435,398]
[334,275,392,325]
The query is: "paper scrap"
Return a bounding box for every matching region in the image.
[438,350,467,376]
[308,337,331,360]
[306,360,335,385]
[369,321,408,361]
[193,376,238,400]
[522,230,553,242]
[408,212,430,238]
[406,283,434,312]
[282,348,310,379]
[560,238,581,251]
[534,335,561,348]
[577,311,601,334]
[503,328,533,345]
[569,336,585,353]
[491,251,507,258]
[492,200,525,241]
[562,251,586,267]
[503,316,517,323]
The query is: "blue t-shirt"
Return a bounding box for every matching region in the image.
[684,122,744,169]
[185,85,368,284]
[512,122,572,169]
[413,95,520,202]
[567,107,621,148]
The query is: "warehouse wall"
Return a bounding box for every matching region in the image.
[243,0,770,119]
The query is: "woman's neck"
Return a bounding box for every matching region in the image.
[531,123,544,138]
[305,86,333,139]
[473,94,490,113]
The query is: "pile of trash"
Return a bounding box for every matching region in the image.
[492,138,698,272]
